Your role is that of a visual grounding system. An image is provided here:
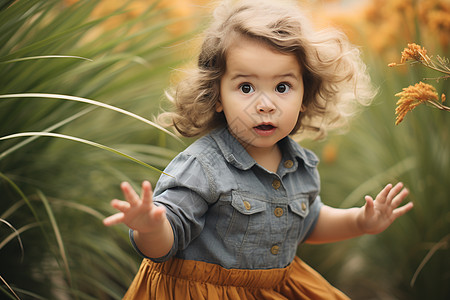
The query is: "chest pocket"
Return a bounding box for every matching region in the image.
[287,194,312,243]
[288,196,310,218]
[216,191,267,249]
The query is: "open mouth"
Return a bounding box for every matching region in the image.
[253,123,276,136]
[255,124,275,131]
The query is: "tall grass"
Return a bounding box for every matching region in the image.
[0,0,189,298]
[299,2,449,298]
[1,0,448,299]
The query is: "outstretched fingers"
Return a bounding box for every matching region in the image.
[360,182,413,235]
[104,180,161,230]
[375,183,392,204]
[110,199,131,212]
[121,181,140,205]
[386,182,405,205]
[103,199,129,226]
[141,180,153,207]
[364,195,375,216]
[103,212,125,226]
[142,181,164,222]
[393,201,414,218]
[391,186,413,218]
[390,186,410,208]
[377,182,413,221]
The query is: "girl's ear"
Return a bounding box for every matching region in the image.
[215,100,223,113]
[300,104,306,112]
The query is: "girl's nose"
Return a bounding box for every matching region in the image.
[256,95,276,113]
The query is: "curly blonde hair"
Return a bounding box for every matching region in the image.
[159,0,376,140]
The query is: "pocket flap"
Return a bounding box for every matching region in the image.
[231,191,266,215]
[289,196,309,218]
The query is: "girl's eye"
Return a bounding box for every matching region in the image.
[239,83,254,94]
[276,83,290,94]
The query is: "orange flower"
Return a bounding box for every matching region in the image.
[322,142,338,164]
[400,43,429,63]
[418,0,450,49]
[394,82,438,125]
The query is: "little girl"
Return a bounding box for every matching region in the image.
[103,1,413,299]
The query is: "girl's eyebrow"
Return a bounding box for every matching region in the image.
[230,73,300,81]
[275,73,300,80]
[230,74,255,81]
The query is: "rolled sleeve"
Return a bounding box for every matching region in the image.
[301,195,323,243]
[131,152,216,261]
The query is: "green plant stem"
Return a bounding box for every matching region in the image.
[0,93,183,143]
[0,132,173,177]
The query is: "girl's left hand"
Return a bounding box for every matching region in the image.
[357,182,413,235]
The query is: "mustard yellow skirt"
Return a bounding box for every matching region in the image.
[123,256,349,299]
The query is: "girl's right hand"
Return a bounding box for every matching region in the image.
[103,181,167,234]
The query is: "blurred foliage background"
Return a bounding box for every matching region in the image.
[0,0,448,299]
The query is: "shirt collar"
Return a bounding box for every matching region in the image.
[278,134,319,169]
[210,127,256,170]
[210,127,319,171]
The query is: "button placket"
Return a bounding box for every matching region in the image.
[274,207,284,217]
[283,160,294,169]
[272,179,281,190]
[270,202,287,252]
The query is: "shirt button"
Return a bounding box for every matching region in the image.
[301,202,307,211]
[284,160,294,168]
[270,245,279,255]
[274,207,284,217]
[272,179,281,190]
[243,200,251,210]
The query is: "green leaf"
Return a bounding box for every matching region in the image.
[0,93,182,143]
[37,191,72,289]
[0,55,93,64]
[0,132,173,177]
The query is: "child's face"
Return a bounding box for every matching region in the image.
[217,36,304,155]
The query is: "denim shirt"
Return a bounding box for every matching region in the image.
[130,127,323,269]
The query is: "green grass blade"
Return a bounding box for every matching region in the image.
[0,0,14,11]
[0,132,173,177]
[0,107,95,161]
[0,55,93,64]
[52,200,105,221]
[0,275,20,300]
[0,93,182,143]
[37,191,72,290]
[0,173,42,228]
[0,220,39,255]
[410,234,450,287]
[1,14,110,62]
[0,201,25,220]
[0,285,48,300]
[0,174,60,281]
[0,219,24,258]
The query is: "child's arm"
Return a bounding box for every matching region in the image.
[103,181,174,259]
[306,182,413,244]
